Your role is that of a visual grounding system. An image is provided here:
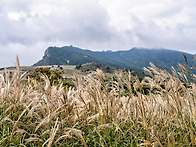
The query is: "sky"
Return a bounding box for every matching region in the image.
[0,0,196,67]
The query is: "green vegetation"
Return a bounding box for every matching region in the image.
[34,46,98,66]
[28,67,74,88]
[76,63,114,73]
[0,57,196,146]
[34,46,195,73]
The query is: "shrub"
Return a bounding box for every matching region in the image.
[0,57,195,146]
[28,67,73,88]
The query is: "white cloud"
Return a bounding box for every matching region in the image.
[8,11,27,21]
[0,0,196,67]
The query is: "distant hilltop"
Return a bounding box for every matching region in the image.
[34,45,195,72]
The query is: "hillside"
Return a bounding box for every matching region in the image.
[34,45,195,72]
[1,58,196,146]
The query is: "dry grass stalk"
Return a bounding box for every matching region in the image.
[0,56,195,146]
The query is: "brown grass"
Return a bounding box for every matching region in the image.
[0,57,195,146]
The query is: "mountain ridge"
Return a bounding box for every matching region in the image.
[34,46,195,72]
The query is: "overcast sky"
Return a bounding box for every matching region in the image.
[0,0,196,67]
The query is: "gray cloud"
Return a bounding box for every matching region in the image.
[0,0,196,67]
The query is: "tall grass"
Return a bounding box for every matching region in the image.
[0,57,195,146]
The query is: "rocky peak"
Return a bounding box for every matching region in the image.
[43,47,53,58]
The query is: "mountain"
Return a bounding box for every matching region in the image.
[34,46,98,66]
[34,45,195,72]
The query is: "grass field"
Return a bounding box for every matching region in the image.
[0,57,196,146]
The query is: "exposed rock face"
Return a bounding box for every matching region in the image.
[34,45,196,73]
[44,48,50,57]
